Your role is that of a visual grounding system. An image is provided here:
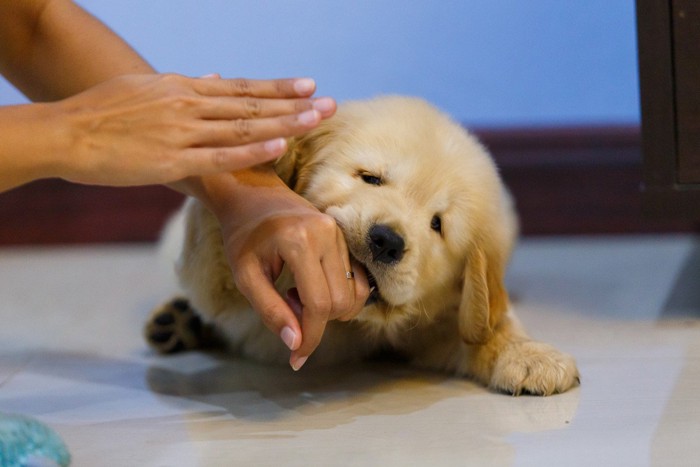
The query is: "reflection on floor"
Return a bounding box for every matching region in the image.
[1,236,699,466]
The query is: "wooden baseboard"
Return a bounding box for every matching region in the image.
[0,182,184,245]
[476,125,698,236]
[0,125,696,245]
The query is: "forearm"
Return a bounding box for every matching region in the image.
[0,103,69,191]
[0,0,153,101]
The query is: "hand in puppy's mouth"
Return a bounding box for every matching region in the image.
[350,258,381,306]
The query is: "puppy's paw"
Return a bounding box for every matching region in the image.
[489,341,580,396]
[144,298,207,354]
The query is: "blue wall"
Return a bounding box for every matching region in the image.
[0,0,639,127]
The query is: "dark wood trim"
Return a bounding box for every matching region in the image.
[636,0,700,216]
[475,125,641,166]
[672,0,700,183]
[637,0,677,188]
[0,125,697,245]
[0,182,184,245]
[477,125,698,236]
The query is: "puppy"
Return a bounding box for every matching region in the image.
[146,96,580,396]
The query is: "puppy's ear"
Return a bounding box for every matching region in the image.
[458,244,510,344]
[274,137,305,190]
[274,123,335,192]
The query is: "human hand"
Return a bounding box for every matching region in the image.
[219,184,370,370]
[49,73,334,186]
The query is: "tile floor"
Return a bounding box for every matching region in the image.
[1,236,699,466]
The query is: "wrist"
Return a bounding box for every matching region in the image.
[35,101,75,181]
[0,102,72,191]
[173,168,311,230]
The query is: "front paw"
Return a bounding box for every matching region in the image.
[489,341,580,396]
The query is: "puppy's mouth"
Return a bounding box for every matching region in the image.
[350,256,382,306]
[365,269,381,305]
[330,216,383,306]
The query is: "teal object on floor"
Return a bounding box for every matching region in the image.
[0,413,70,467]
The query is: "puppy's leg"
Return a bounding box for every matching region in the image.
[413,312,579,395]
[465,313,580,395]
[144,297,220,354]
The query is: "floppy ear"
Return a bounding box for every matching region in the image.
[274,123,335,192]
[274,137,305,190]
[458,244,510,344]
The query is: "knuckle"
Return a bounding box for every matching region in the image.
[160,73,185,87]
[232,118,253,141]
[243,98,263,118]
[337,308,360,322]
[356,280,371,304]
[333,293,354,317]
[280,214,337,252]
[315,214,339,234]
[158,73,176,83]
[275,79,287,96]
[282,224,311,250]
[211,148,231,170]
[307,296,332,314]
[231,78,253,96]
[169,121,198,145]
[258,301,281,326]
[167,94,199,111]
[231,266,252,292]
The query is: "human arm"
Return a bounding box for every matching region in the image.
[0,0,328,191]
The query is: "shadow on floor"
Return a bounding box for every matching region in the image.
[662,239,700,319]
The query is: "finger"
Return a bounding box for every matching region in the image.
[191,109,322,146]
[337,259,370,321]
[197,96,336,120]
[235,261,302,353]
[179,138,287,175]
[290,257,333,369]
[321,228,355,321]
[192,77,317,98]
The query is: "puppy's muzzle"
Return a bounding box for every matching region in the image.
[368,224,405,264]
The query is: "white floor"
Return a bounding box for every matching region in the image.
[1,236,700,466]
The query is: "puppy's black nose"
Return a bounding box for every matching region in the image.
[368,224,405,264]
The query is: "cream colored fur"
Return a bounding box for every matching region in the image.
[161,96,579,395]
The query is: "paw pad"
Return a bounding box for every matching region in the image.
[144,298,205,354]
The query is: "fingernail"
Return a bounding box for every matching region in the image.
[297,110,320,125]
[312,97,335,114]
[200,73,220,79]
[293,78,316,95]
[280,326,298,351]
[264,138,287,156]
[291,356,308,371]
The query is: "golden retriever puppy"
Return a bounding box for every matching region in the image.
[146,96,580,396]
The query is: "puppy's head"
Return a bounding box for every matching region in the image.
[276,96,517,343]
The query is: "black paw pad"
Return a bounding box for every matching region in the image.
[144,298,205,354]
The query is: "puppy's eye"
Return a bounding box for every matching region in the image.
[430,215,442,234]
[360,173,382,186]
